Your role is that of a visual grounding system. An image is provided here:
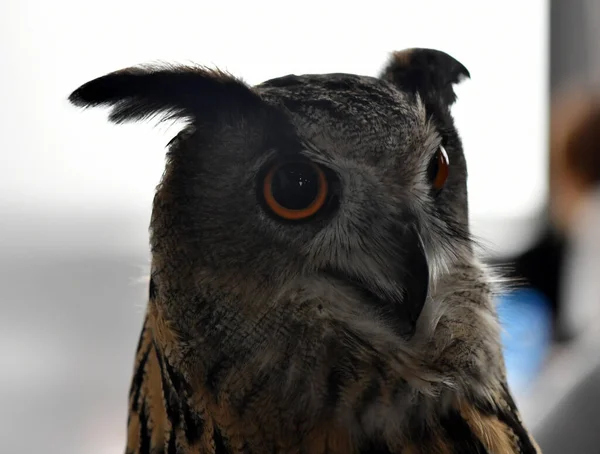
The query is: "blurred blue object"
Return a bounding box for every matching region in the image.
[496,287,553,395]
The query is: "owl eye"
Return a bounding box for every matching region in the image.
[427,145,450,190]
[262,160,329,220]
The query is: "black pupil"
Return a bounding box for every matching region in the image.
[271,163,320,210]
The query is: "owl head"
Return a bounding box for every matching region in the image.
[69,48,471,342]
[68,50,540,453]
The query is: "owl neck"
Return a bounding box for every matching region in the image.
[125,307,539,454]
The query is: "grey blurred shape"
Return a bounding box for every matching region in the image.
[535,364,600,454]
[0,211,149,454]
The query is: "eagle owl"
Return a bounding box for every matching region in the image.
[69,48,541,453]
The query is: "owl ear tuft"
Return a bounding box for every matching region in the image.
[68,64,263,124]
[380,48,470,107]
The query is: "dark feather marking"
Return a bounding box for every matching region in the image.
[162,349,190,395]
[130,344,152,411]
[494,384,539,453]
[439,409,488,453]
[154,342,181,428]
[139,402,151,454]
[149,278,158,300]
[213,425,230,453]
[182,401,204,445]
[472,388,538,453]
[167,428,177,454]
[134,317,148,356]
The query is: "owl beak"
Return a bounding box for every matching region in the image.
[397,227,430,337]
[324,227,429,339]
[368,226,429,338]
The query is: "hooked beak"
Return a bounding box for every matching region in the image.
[324,226,429,339]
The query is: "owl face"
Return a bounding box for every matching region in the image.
[70,48,471,339]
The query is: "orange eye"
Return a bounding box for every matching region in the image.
[263,161,329,220]
[429,145,450,190]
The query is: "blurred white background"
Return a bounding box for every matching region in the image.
[0,1,548,453]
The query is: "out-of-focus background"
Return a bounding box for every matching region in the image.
[1,0,599,453]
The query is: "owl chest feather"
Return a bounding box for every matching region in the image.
[125,310,540,454]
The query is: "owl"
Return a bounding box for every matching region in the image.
[69,48,541,453]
